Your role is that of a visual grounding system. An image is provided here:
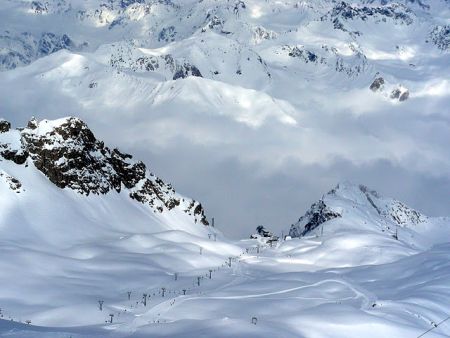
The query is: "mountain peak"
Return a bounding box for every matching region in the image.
[326,181,381,202]
[289,182,427,238]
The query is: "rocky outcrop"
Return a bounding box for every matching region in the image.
[289,200,341,238]
[0,31,79,71]
[326,2,414,27]
[0,117,209,225]
[250,225,279,244]
[173,63,202,80]
[158,26,177,42]
[390,87,409,101]
[0,147,29,165]
[289,183,428,238]
[111,50,202,80]
[429,25,450,51]
[369,76,410,102]
[0,119,10,133]
[285,46,325,64]
[0,171,23,193]
[358,184,426,226]
[370,77,384,92]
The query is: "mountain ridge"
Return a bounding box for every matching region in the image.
[0,116,210,240]
[287,181,450,262]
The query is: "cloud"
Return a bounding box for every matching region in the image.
[0,51,449,239]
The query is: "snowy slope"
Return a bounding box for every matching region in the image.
[285,182,450,268]
[0,1,449,239]
[0,0,449,336]
[0,1,449,214]
[0,164,449,337]
[0,117,210,240]
[0,116,243,334]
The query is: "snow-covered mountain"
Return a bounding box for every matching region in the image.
[286,182,450,267]
[0,116,209,241]
[0,1,448,239]
[0,169,449,337]
[0,116,243,336]
[0,118,449,337]
[289,182,440,239]
[0,0,449,336]
[1,0,449,121]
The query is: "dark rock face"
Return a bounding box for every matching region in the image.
[30,1,48,14]
[390,88,409,101]
[430,25,450,51]
[37,33,75,57]
[111,51,202,81]
[390,88,401,99]
[173,64,203,80]
[359,184,426,225]
[328,2,413,25]
[0,117,209,226]
[0,171,23,193]
[399,90,409,101]
[0,119,11,133]
[134,56,160,72]
[21,118,120,194]
[158,26,177,42]
[0,31,78,71]
[256,225,273,237]
[27,117,38,129]
[289,200,341,238]
[120,0,145,9]
[251,225,278,242]
[203,14,224,31]
[286,46,325,64]
[370,77,384,91]
[0,148,29,165]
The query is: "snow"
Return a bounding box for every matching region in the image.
[1,149,449,337]
[0,0,449,337]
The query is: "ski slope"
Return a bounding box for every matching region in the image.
[1,145,449,338]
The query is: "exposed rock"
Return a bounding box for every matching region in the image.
[358,184,426,225]
[429,25,450,51]
[27,117,38,130]
[134,56,161,72]
[370,77,385,92]
[30,1,48,14]
[390,88,401,99]
[202,14,224,32]
[0,117,210,226]
[158,26,176,42]
[285,46,325,64]
[0,31,79,71]
[390,87,409,101]
[111,51,202,81]
[399,90,409,101]
[7,175,22,192]
[252,26,277,44]
[0,148,29,165]
[0,119,11,133]
[289,182,428,238]
[37,33,75,57]
[256,225,273,237]
[326,2,414,26]
[173,64,202,80]
[120,0,145,9]
[0,171,23,193]
[250,225,279,244]
[289,200,342,238]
